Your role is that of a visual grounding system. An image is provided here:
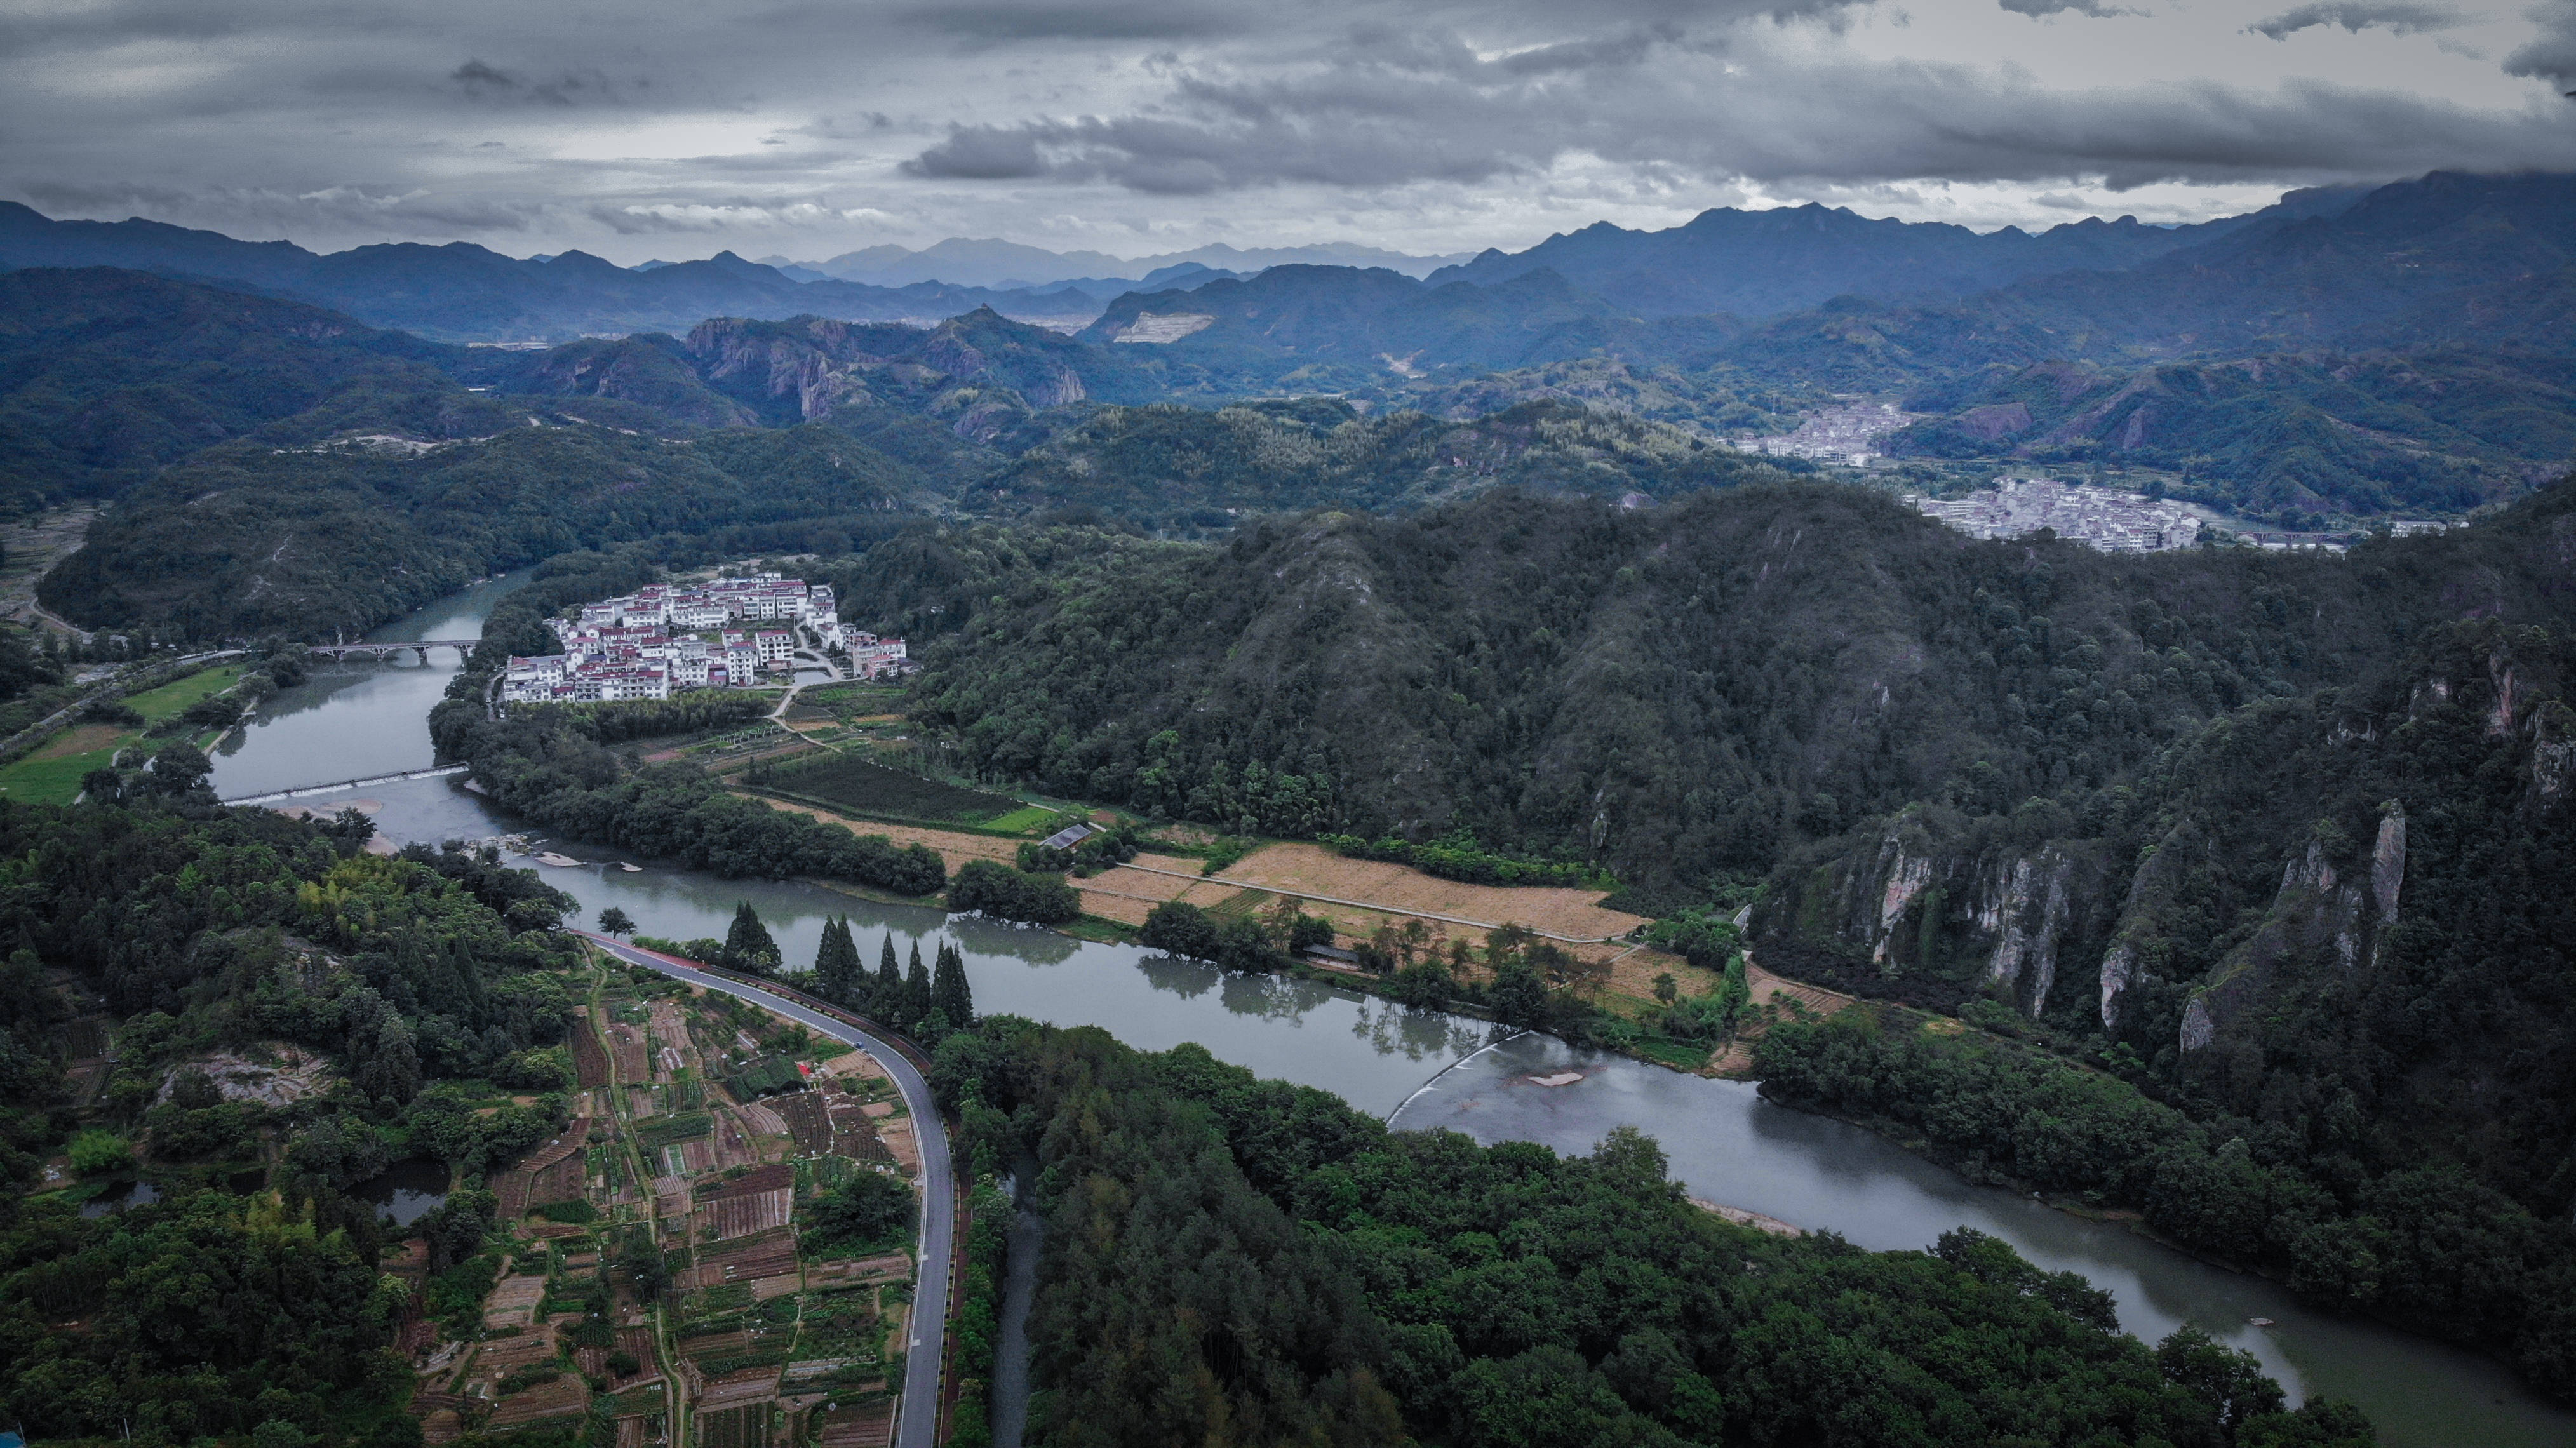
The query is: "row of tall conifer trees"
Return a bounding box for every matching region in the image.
[810,913,976,1043]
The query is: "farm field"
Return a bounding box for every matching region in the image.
[1212,842,1648,942]
[0,663,245,804]
[411,958,919,1448]
[763,754,1031,827]
[748,797,1023,872]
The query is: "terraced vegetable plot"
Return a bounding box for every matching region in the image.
[415,968,913,1448]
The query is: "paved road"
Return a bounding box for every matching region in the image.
[576,932,955,1448]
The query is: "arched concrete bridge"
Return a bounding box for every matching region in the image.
[305,638,481,664]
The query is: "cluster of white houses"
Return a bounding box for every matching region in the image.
[500,573,909,704]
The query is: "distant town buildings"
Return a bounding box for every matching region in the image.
[1905,478,2208,553]
[1731,403,1914,467]
[500,572,910,704]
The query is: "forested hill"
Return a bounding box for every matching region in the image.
[19,171,2576,636]
[1421,195,2271,318]
[0,786,593,1444]
[0,268,461,512]
[853,476,2573,890]
[41,420,933,637]
[17,266,1804,635]
[851,473,2576,1391]
[1888,352,2574,521]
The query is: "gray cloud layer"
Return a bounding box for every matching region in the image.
[2507,0,2576,87]
[1,0,2569,260]
[907,18,2576,196]
[2251,3,2469,41]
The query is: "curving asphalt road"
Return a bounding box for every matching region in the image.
[576,931,954,1448]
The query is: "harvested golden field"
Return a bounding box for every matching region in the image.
[873,1114,920,1173]
[1074,862,1251,926]
[1599,945,1720,1005]
[1212,843,1647,942]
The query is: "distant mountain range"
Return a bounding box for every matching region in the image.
[1090,171,2575,374]
[0,203,1111,343]
[0,169,2568,540]
[765,237,1477,290]
[1423,185,2378,319]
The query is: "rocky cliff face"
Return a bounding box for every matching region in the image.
[2176,825,2391,1052]
[1753,806,2112,1016]
[683,312,1096,439]
[1757,619,2568,1085]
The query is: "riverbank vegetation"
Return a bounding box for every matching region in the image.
[930,1017,2375,1446]
[1758,1001,2576,1396]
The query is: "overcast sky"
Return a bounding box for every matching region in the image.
[4,0,2572,265]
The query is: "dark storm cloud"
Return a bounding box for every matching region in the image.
[446,60,626,107]
[2250,3,2468,40]
[2505,0,2576,88]
[1997,0,2137,17]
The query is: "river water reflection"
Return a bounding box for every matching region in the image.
[217,579,2573,1448]
[208,572,528,801]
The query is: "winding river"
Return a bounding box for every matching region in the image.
[205,577,2576,1448]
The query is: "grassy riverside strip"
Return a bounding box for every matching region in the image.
[0,660,248,802]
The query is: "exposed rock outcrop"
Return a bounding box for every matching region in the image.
[2533,698,2576,805]
[681,310,1100,439]
[1754,808,2107,1017]
[2369,803,2405,925]
[2096,817,2204,1031]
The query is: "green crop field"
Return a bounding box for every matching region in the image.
[771,754,1026,824]
[725,1057,807,1101]
[0,664,246,805]
[981,805,1061,834]
[637,1111,713,1150]
[124,666,244,722]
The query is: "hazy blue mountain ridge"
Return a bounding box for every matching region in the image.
[0,203,1111,342]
